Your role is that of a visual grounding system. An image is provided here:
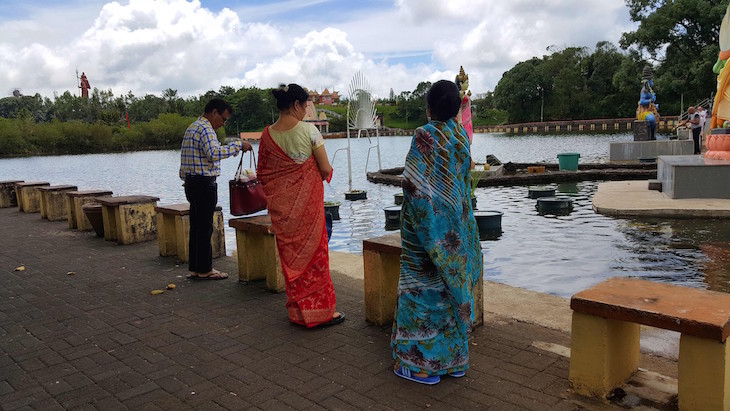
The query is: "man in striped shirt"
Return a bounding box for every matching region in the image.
[180,98,252,280]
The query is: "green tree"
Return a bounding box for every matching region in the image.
[620,0,725,111]
[494,58,543,122]
[393,82,430,128]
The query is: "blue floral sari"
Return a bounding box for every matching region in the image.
[391,118,482,376]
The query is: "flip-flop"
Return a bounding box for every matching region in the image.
[448,371,465,378]
[394,366,440,385]
[314,312,346,328]
[191,271,228,280]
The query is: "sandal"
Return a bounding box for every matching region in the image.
[314,312,346,329]
[448,371,465,378]
[394,366,440,385]
[190,269,228,281]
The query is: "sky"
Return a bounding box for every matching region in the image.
[0,0,638,101]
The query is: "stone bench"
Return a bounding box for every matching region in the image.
[15,181,50,213]
[38,185,78,221]
[66,190,114,230]
[154,203,225,262]
[229,215,284,293]
[95,195,160,245]
[569,277,730,410]
[0,180,23,208]
[363,233,484,327]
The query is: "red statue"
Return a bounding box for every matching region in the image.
[79,72,90,99]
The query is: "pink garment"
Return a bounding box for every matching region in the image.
[460,96,473,143]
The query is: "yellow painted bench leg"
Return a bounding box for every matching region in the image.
[174,212,225,263]
[102,205,119,242]
[46,191,71,221]
[67,197,77,229]
[569,311,640,397]
[235,229,284,292]
[39,191,48,219]
[363,250,400,326]
[157,212,177,256]
[116,203,157,245]
[22,187,43,213]
[212,211,225,259]
[678,334,730,411]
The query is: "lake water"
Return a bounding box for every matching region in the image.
[3,132,730,297]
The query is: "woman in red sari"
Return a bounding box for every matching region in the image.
[257,83,345,328]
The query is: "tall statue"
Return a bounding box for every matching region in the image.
[79,72,90,99]
[636,65,659,140]
[455,66,473,143]
[712,3,730,129]
[706,2,730,159]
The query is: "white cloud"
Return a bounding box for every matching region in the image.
[0,0,637,100]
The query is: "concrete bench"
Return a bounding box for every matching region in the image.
[38,185,78,221]
[66,190,114,230]
[154,203,225,262]
[229,215,285,293]
[95,195,160,245]
[0,180,23,208]
[569,277,730,410]
[363,233,484,327]
[15,181,50,213]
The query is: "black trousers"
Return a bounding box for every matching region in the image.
[692,127,702,154]
[184,175,217,273]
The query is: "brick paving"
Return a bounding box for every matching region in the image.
[0,207,619,410]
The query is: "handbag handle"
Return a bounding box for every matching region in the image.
[235,150,257,180]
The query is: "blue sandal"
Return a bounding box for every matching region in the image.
[394,366,440,385]
[448,371,465,378]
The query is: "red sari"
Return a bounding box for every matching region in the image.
[257,126,336,327]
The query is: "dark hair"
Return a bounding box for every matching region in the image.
[204,98,232,115]
[271,83,309,111]
[426,80,461,121]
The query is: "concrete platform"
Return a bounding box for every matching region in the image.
[609,140,693,162]
[658,155,730,199]
[592,180,730,217]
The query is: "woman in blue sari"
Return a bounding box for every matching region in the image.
[392,80,482,385]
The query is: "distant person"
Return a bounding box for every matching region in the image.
[391,80,482,385]
[677,106,702,154]
[698,106,708,135]
[257,83,344,329]
[179,98,252,280]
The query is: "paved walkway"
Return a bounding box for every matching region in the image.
[1,207,649,410]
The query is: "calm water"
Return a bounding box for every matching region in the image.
[3,132,730,297]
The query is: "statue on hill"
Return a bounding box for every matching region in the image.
[636,65,659,140]
[79,72,90,99]
[455,66,473,143]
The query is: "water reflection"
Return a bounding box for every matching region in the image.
[2,132,729,297]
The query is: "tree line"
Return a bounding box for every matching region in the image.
[0,0,723,156]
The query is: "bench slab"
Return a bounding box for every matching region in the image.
[571,277,730,342]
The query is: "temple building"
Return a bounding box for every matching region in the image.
[307,88,340,105]
[303,100,329,133]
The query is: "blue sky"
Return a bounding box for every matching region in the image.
[0,0,637,99]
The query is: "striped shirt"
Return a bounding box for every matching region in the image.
[179,116,243,180]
